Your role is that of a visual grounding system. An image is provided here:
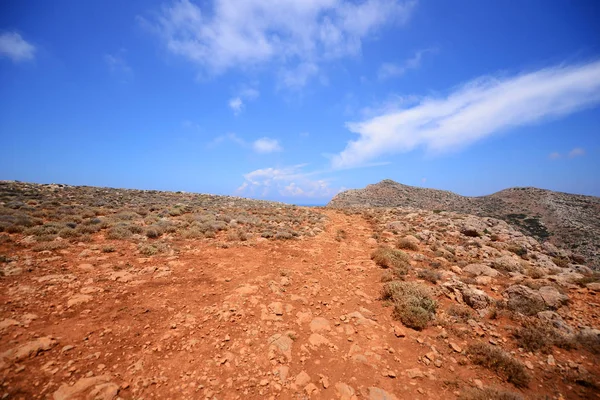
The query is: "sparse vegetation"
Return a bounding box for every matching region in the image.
[417,268,441,284]
[459,387,524,400]
[381,281,437,330]
[466,342,530,387]
[371,247,410,273]
[397,237,419,251]
[512,319,558,353]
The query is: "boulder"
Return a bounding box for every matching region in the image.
[538,286,569,309]
[463,263,499,277]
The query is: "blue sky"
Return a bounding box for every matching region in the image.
[1,0,599,204]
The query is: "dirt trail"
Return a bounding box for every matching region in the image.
[1,209,592,399]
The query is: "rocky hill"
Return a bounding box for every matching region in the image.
[328,180,600,269]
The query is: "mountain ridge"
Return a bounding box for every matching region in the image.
[328,179,600,269]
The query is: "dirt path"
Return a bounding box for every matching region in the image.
[3,209,587,399]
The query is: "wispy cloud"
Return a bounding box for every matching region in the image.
[209,132,247,148]
[333,60,600,169]
[0,32,36,62]
[378,48,436,80]
[237,164,341,198]
[548,152,562,160]
[209,133,282,154]
[104,50,133,79]
[228,87,259,115]
[568,147,585,158]
[142,0,415,88]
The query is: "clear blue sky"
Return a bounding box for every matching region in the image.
[1,0,599,204]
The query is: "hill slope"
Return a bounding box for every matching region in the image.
[328,180,600,268]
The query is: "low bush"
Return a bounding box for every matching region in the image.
[466,342,530,387]
[418,268,441,284]
[106,225,133,240]
[381,281,437,330]
[447,304,476,322]
[459,387,523,400]
[512,319,557,353]
[397,237,419,251]
[371,247,410,274]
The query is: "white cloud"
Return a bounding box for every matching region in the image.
[228,87,260,115]
[228,97,243,114]
[0,32,36,62]
[568,147,585,158]
[333,60,600,169]
[144,0,415,87]
[253,137,283,153]
[237,164,341,198]
[378,48,435,80]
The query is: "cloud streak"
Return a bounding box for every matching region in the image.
[378,48,436,80]
[333,60,600,169]
[144,0,415,87]
[0,32,36,62]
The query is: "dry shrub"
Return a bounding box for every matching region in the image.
[181,227,204,239]
[512,319,558,353]
[275,230,294,240]
[138,242,169,256]
[466,342,530,387]
[397,237,419,251]
[335,229,347,241]
[447,304,476,322]
[371,247,410,273]
[227,229,248,241]
[106,225,133,240]
[418,268,441,284]
[507,298,547,317]
[145,225,163,239]
[459,387,523,400]
[32,241,68,252]
[381,281,437,330]
[552,256,569,268]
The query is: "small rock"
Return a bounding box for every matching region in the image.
[449,342,462,353]
[309,317,331,333]
[295,371,311,387]
[268,302,284,316]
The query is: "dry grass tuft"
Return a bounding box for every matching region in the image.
[459,387,524,400]
[466,342,530,387]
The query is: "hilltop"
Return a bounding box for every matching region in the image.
[329,180,600,269]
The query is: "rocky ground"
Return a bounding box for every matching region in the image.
[1,182,600,399]
[328,180,600,269]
